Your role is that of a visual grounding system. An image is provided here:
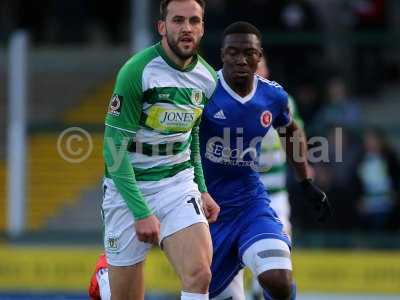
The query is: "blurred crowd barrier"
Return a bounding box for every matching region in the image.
[0,247,399,295]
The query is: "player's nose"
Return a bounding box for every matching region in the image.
[181,19,192,32]
[236,54,247,65]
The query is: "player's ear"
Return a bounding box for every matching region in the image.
[200,21,204,38]
[256,48,263,64]
[157,20,166,36]
[220,48,225,62]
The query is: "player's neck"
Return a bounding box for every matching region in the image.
[222,69,253,97]
[161,39,194,70]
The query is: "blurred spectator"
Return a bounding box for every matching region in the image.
[277,0,320,31]
[326,126,362,189]
[268,0,323,90]
[355,127,400,231]
[313,127,361,230]
[289,127,362,231]
[310,76,362,136]
[294,82,322,125]
[227,0,319,31]
[305,76,364,230]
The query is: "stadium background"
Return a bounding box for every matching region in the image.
[1,0,400,299]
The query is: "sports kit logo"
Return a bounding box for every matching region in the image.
[108,94,123,116]
[191,89,203,105]
[260,110,272,127]
[106,234,119,253]
[213,110,226,119]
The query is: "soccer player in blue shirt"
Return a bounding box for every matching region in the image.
[200,22,332,300]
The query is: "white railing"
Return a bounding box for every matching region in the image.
[7,31,28,237]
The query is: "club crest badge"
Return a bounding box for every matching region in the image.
[260,110,272,127]
[105,234,119,253]
[191,89,203,105]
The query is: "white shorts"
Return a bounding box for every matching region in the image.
[102,168,207,266]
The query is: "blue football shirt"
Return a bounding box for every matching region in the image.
[200,70,291,219]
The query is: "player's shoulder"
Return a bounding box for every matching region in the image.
[256,75,288,103]
[196,56,218,99]
[257,75,286,95]
[257,75,283,89]
[197,55,218,83]
[118,44,160,78]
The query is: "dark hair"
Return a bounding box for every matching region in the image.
[223,21,262,42]
[160,0,205,20]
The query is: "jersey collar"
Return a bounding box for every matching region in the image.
[155,42,198,72]
[218,70,258,104]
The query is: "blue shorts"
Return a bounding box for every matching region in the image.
[209,199,291,298]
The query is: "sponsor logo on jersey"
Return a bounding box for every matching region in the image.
[260,110,272,127]
[145,106,202,132]
[213,110,226,119]
[191,89,203,105]
[108,94,123,116]
[160,111,195,125]
[205,128,260,167]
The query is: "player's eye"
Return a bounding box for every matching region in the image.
[172,17,185,24]
[189,16,202,25]
[245,50,258,57]
[226,48,238,56]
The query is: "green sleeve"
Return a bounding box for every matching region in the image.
[190,122,207,193]
[104,58,152,219]
[105,60,144,132]
[103,126,152,220]
[288,95,304,128]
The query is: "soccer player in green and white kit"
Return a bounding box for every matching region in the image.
[102,1,219,299]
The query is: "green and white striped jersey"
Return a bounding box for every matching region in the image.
[105,42,217,183]
[103,43,217,219]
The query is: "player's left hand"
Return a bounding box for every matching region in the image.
[300,178,332,223]
[201,192,220,223]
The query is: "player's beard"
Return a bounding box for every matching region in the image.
[166,31,200,60]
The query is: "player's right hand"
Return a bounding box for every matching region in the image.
[201,192,220,223]
[135,215,160,245]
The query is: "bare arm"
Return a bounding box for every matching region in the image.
[278,121,332,222]
[277,121,310,181]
